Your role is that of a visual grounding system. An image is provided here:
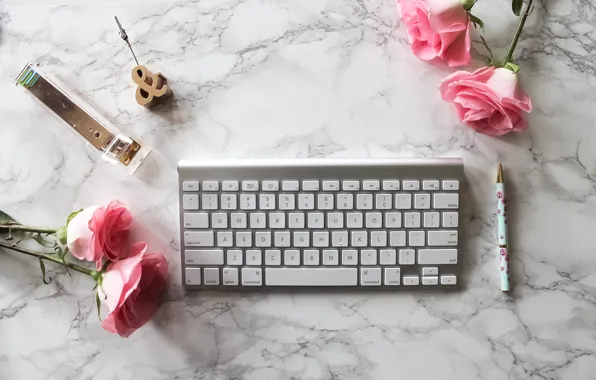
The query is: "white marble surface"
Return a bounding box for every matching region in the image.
[1,0,596,378]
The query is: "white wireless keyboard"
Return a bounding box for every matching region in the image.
[178,159,463,289]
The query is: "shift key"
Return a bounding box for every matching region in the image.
[418,249,458,264]
[184,231,214,246]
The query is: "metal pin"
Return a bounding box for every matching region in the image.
[114,16,139,66]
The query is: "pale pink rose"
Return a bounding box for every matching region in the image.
[439,66,532,136]
[398,0,471,67]
[100,242,168,337]
[67,201,133,269]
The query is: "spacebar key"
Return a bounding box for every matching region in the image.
[266,268,357,286]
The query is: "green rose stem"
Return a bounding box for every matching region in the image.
[504,0,533,63]
[0,241,95,277]
[0,225,58,234]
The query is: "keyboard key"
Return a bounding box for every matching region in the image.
[362,180,380,191]
[389,231,406,246]
[441,275,457,285]
[418,249,458,264]
[184,213,209,228]
[202,181,219,191]
[242,181,259,191]
[395,194,412,209]
[221,194,237,210]
[423,180,439,191]
[403,276,420,285]
[423,212,440,228]
[255,231,271,247]
[313,231,329,247]
[404,212,421,228]
[360,250,377,265]
[385,212,401,228]
[269,213,285,228]
[249,213,266,228]
[356,194,373,210]
[403,180,419,191]
[337,194,354,210]
[284,250,300,265]
[327,213,344,228]
[323,250,339,265]
[230,213,247,228]
[351,231,367,247]
[365,213,382,228]
[442,180,459,190]
[274,231,290,247]
[343,181,360,191]
[322,181,340,191]
[201,194,218,210]
[227,250,243,265]
[399,249,415,265]
[376,194,392,209]
[212,213,228,228]
[222,181,239,191]
[246,250,262,265]
[342,250,358,265]
[259,194,275,210]
[222,268,239,285]
[380,249,396,265]
[360,267,381,285]
[382,180,400,191]
[332,231,348,247]
[236,232,252,247]
[346,213,363,228]
[427,231,458,246]
[282,180,299,191]
[422,267,439,276]
[408,231,425,246]
[384,268,401,285]
[185,268,201,285]
[217,231,233,247]
[183,194,199,210]
[266,268,357,286]
[318,194,334,210]
[242,268,262,286]
[442,212,459,227]
[433,193,459,209]
[240,194,256,210]
[414,194,430,209]
[288,213,305,228]
[203,268,220,285]
[303,250,320,265]
[298,194,315,210]
[185,249,223,265]
[262,181,279,191]
[279,194,296,210]
[294,231,310,247]
[302,180,319,191]
[183,181,199,191]
[265,250,282,265]
[370,231,387,247]
[184,231,214,247]
[308,213,325,228]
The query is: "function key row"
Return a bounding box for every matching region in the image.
[182,180,459,192]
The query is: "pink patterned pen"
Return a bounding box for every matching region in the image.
[496,163,509,292]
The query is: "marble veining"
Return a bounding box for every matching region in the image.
[1,0,596,379]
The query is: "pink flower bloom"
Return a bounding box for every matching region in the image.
[398,0,471,67]
[100,242,168,337]
[67,201,133,270]
[497,191,503,199]
[440,67,532,136]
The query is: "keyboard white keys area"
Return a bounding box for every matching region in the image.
[179,158,463,289]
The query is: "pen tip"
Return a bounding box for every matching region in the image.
[497,163,504,183]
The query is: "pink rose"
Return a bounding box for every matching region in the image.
[398,0,471,67]
[67,201,133,269]
[440,66,532,136]
[100,242,168,337]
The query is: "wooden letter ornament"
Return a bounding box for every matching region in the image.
[132,65,172,108]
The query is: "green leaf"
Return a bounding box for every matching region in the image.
[0,211,20,226]
[504,61,520,73]
[461,0,477,11]
[512,0,523,16]
[95,292,102,320]
[32,233,55,248]
[39,258,52,284]
[55,226,68,245]
[469,14,484,32]
[66,209,84,226]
